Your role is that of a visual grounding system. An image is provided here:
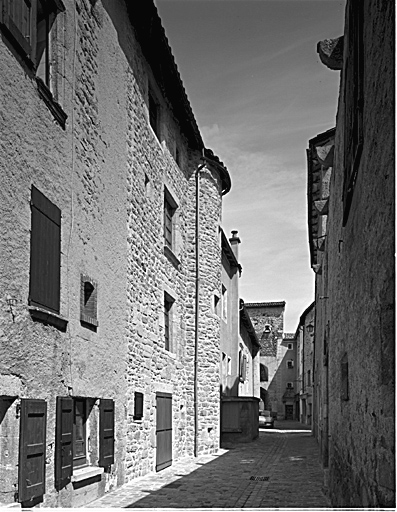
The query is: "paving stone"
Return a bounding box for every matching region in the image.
[86,421,330,509]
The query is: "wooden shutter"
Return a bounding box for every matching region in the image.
[55,396,73,490]
[0,0,35,58]
[18,399,47,503]
[99,399,114,467]
[29,186,61,313]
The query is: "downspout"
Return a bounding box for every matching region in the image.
[194,157,206,458]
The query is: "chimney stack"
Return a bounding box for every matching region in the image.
[229,230,241,260]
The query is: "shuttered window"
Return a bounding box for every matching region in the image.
[0,0,34,58]
[18,399,47,503]
[343,0,364,225]
[29,186,61,314]
[55,396,73,490]
[99,399,114,467]
[80,274,98,327]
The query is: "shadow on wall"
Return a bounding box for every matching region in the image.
[261,350,298,419]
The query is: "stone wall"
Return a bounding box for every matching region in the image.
[313,0,395,507]
[245,303,286,418]
[0,0,229,507]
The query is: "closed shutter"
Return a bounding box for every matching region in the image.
[55,396,73,490]
[29,186,61,313]
[0,0,34,57]
[18,399,47,503]
[99,399,114,467]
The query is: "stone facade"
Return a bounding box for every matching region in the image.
[245,302,287,419]
[0,0,230,507]
[309,0,395,507]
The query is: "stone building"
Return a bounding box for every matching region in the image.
[219,230,260,443]
[293,303,314,425]
[0,0,230,508]
[280,333,298,420]
[245,302,288,419]
[310,0,395,507]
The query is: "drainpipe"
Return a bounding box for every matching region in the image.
[194,157,206,458]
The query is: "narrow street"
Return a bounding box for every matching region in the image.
[87,421,330,509]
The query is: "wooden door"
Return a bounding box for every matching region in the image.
[285,404,293,420]
[156,393,172,471]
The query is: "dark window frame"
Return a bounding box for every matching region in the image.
[134,392,144,421]
[163,189,177,251]
[149,89,160,139]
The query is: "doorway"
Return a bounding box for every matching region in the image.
[285,404,293,420]
[156,392,172,471]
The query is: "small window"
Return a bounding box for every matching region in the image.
[307,370,311,386]
[264,324,272,333]
[287,382,294,389]
[287,360,294,369]
[73,398,87,468]
[221,285,227,321]
[164,188,177,251]
[80,274,98,327]
[175,145,181,167]
[213,294,220,316]
[149,89,160,138]
[134,392,144,421]
[227,356,232,376]
[29,186,61,314]
[164,292,174,351]
[287,343,293,350]
[239,353,247,382]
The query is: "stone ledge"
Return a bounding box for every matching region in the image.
[72,466,104,483]
[164,245,181,270]
[29,306,68,331]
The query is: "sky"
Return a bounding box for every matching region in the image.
[156,0,345,332]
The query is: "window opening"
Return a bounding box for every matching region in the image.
[73,398,86,468]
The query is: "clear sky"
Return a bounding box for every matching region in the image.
[156,0,345,332]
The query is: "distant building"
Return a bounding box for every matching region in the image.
[245,302,288,419]
[219,230,260,443]
[310,0,395,507]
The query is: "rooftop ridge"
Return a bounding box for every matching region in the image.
[245,301,286,307]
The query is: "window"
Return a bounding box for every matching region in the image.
[307,370,311,386]
[80,274,98,327]
[287,343,293,350]
[149,89,160,138]
[221,284,227,321]
[227,356,232,376]
[264,324,272,333]
[55,397,114,490]
[341,353,349,400]
[287,382,294,389]
[29,186,61,314]
[239,353,247,382]
[134,392,143,421]
[164,292,174,351]
[0,0,67,126]
[260,363,268,382]
[164,188,177,251]
[343,1,364,225]
[287,360,294,369]
[73,398,87,468]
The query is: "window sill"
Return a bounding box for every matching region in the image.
[71,466,104,483]
[36,78,67,129]
[164,245,180,270]
[29,306,68,332]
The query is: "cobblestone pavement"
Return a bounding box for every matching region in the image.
[87,421,330,509]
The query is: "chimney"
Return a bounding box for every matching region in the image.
[229,230,241,260]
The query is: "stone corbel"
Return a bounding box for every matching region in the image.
[317,36,344,70]
[314,199,329,215]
